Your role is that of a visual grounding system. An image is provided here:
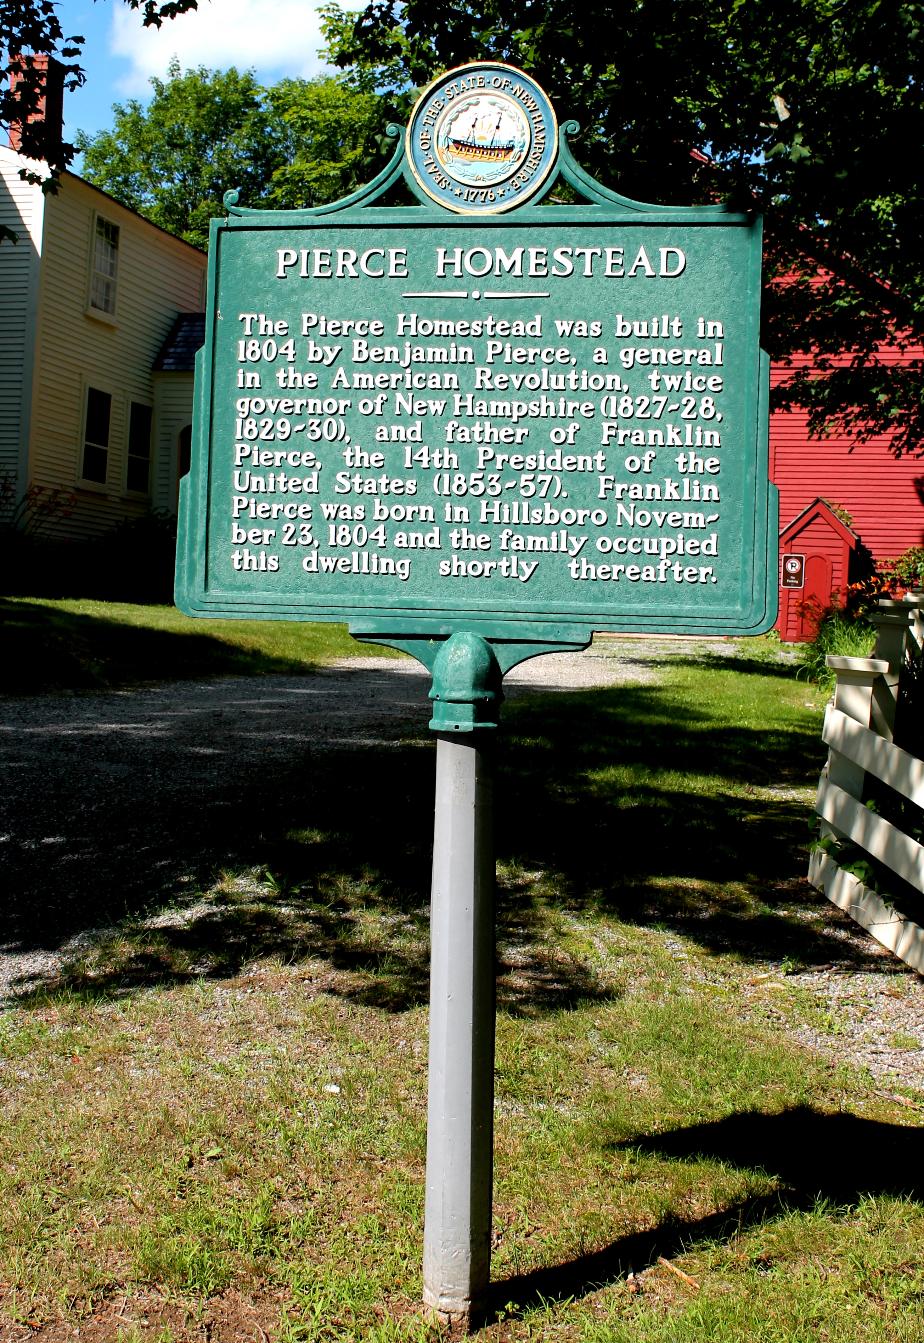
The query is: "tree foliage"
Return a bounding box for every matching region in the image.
[322,0,924,454]
[266,76,386,212]
[76,64,386,248]
[76,63,284,248]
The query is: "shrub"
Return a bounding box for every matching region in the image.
[846,545,924,618]
[2,507,178,604]
[0,476,77,538]
[884,545,924,591]
[798,608,876,691]
[79,509,178,602]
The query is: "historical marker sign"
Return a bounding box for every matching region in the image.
[174,66,778,1326]
[176,62,776,641]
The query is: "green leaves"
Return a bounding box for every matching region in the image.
[265,77,386,213]
[77,66,391,250]
[321,0,924,455]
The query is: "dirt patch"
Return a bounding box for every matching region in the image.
[0,1288,290,1343]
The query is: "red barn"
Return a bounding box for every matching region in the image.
[770,346,924,638]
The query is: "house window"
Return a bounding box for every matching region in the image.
[82,387,111,483]
[89,217,119,314]
[127,402,152,493]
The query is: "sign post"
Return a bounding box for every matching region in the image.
[176,62,776,1330]
[425,723,494,1323]
[424,636,499,1323]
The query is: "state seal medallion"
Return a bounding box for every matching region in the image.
[406,63,558,213]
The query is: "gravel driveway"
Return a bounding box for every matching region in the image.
[2,640,922,1095]
[0,645,653,993]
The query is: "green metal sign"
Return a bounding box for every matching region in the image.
[176,66,776,645]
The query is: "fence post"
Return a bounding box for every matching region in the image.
[820,655,888,841]
[870,600,915,741]
[903,590,924,654]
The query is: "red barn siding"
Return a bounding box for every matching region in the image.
[770,354,924,564]
[770,345,924,636]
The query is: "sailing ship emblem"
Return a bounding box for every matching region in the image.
[406,64,558,213]
[436,95,530,182]
[448,135,517,162]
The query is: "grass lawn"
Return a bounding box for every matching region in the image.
[1,633,923,1340]
[0,596,401,694]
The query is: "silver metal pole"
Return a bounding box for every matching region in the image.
[423,732,495,1329]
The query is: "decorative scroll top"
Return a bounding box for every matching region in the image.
[220,66,734,222]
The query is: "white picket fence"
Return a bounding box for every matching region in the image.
[808,593,924,970]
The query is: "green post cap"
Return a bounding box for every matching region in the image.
[428,632,503,733]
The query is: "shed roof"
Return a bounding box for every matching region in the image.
[153,313,205,372]
[779,497,860,548]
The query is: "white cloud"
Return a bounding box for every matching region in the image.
[109,0,355,94]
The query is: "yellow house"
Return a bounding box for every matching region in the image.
[1,141,206,540]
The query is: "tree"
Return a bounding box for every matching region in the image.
[76,64,387,248]
[321,0,924,455]
[1,0,198,179]
[76,63,286,248]
[265,77,386,212]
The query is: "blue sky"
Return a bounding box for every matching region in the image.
[64,0,356,146]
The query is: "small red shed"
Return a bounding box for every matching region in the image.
[776,498,859,642]
[769,324,924,641]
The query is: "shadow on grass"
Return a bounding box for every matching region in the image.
[667,650,805,680]
[496,684,848,964]
[617,1106,924,1201]
[2,660,877,1007]
[490,1105,924,1318]
[0,597,317,693]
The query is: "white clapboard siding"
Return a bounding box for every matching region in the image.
[152,372,195,513]
[27,173,205,539]
[0,147,45,492]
